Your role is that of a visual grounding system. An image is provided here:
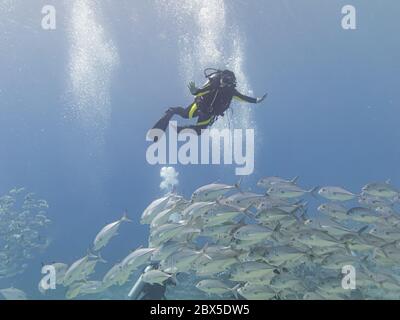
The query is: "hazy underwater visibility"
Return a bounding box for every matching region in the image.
[1,1,400,300]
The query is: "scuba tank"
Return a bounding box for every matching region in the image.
[202,68,236,117]
[203,68,223,88]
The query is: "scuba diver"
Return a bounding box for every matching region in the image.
[128,264,177,300]
[152,68,267,139]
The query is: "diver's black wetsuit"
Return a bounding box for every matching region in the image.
[140,283,168,300]
[137,277,176,300]
[155,77,258,135]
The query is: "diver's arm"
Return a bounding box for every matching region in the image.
[188,80,214,96]
[233,90,267,104]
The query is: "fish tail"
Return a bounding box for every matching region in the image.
[308,186,319,198]
[357,225,369,235]
[231,284,241,299]
[241,204,255,218]
[97,252,107,264]
[291,176,300,184]
[121,211,133,223]
[235,177,244,193]
[200,243,212,260]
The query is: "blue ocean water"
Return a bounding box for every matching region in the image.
[0,0,399,299]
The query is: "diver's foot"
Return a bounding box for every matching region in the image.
[166,107,180,115]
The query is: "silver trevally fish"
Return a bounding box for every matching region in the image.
[263,245,306,265]
[0,287,27,300]
[191,182,240,202]
[346,207,381,223]
[65,282,85,300]
[160,244,211,273]
[267,185,318,199]
[149,221,201,246]
[218,192,266,208]
[358,192,392,208]
[150,202,187,228]
[237,283,277,300]
[151,241,187,262]
[318,186,356,201]
[256,204,303,224]
[195,257,238,276]
[196,279,239,297]
[63,252,105,286]
[203,210,244,227]
[257,176,299,189]
[295,230,341,248]
[317,203,348,220]
[233,225,273,241]
[93,213,132,251]
[142,269,174,285]
[141,194,182,224]
[182,201,216,219]
[103,263,131,288]
[121,247,156,272]
[270,273,305,290]
[362,181,399,199]
[76,281,105,296]
[230,261,276,282]
[374,205,399,218]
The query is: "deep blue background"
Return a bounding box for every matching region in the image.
[0,0,399,298]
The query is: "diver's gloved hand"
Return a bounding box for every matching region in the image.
[188,81,199,95]
[256,93,268,104]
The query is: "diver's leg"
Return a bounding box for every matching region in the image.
[169,102,199,119]
[152,103,195,132]
[177,112,213,135]
[152,107,182,132]
[167,107,188,118]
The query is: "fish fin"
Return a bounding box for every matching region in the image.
[237,216,246,226]
[273,222,282,233]
[86,248,96,258]
[357,225,369,235]
[241,204,255,218]
[308,186,319,198]
[121,211,133,223]
[234,177,244,193]
[171,273,179,286]
[360,255,370,266]
[291,176,300,184]
[231,284,241,299]
[344,242,353,256]
[200,243,212,260]
[131,244,143,252]
[97,252,107,264]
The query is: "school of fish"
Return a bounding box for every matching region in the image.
[2,177,400,300]
[0,188,51,299]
